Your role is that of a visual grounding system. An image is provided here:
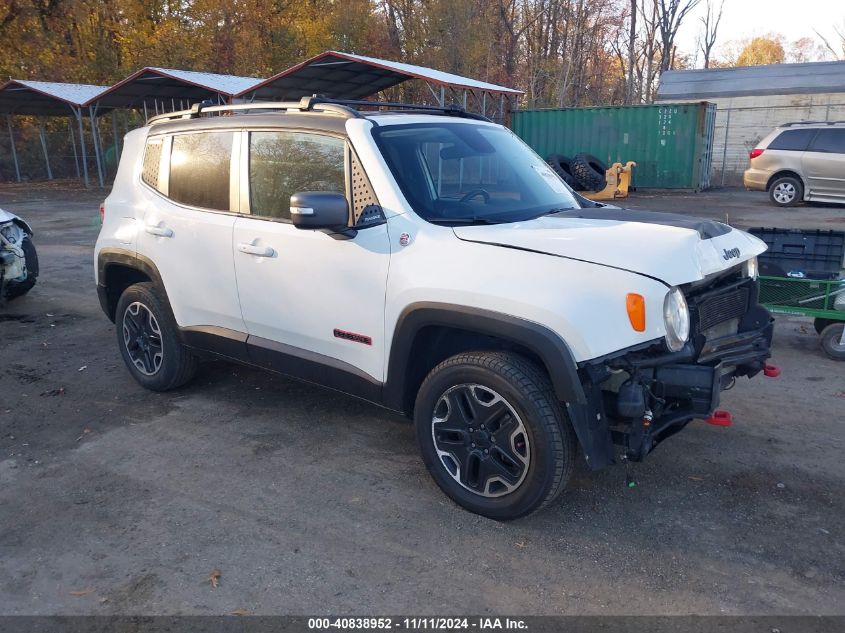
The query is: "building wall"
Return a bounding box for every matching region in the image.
[658,93,845,186]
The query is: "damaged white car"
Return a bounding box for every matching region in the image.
[0,208,38,302]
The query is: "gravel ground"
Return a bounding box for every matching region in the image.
[0,183,843,616]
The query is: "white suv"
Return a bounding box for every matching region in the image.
[95,98,774,519]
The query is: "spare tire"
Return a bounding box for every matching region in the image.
[545,154,578,188]
[571,153,608,192]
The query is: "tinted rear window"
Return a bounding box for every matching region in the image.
[169,132,233,210]
[808,128,845,154]
[768,129,816,151]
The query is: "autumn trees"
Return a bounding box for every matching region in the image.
[0,0,838,110]
[0,0,709,109]
[736,37,786,67]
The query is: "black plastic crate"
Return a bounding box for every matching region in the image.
[749,227,844,280]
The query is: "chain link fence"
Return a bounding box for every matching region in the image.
[711,100,845,187]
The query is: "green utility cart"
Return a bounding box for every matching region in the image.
[751,228,845,361]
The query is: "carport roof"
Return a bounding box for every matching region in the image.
[91,67,266,108]
[238,51,523,101]
[0,79,109,115]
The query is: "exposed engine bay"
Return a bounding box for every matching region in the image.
[0,209,38,302]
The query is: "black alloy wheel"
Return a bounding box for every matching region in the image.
[415,351,578,520]
[115,282,198,391]
[122,301,164,376]
[431,383,531,497]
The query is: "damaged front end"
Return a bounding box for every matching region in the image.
[0,212,37,302]
[574,266,774,469]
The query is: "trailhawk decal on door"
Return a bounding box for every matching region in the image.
[333,329,373,345]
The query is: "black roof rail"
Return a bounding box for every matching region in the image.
[146,95,491,125]
[312,98,492,121]
[146,96,363,125]
[782,120,845,127]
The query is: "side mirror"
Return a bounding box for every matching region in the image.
[290,191,350,231]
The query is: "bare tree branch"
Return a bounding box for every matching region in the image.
[698,0,723,68]
[657,0,702,72]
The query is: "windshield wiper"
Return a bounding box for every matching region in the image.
[519,206,578,221]
[428,216,502,225]
[431,206,579,225]
[542,206,577,215]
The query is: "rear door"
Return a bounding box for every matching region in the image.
[137,130,245,335]
[802,128,845,199]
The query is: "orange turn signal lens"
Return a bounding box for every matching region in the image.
[626,293,646,332]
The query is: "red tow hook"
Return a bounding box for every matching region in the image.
[706,410,733,427]
[764,364,781,378]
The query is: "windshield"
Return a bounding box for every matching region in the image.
[371,122,580,224]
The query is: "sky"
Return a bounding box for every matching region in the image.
[674,0,843,63]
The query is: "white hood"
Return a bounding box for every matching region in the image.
[453,211,767,287]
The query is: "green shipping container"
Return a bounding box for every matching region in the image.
[510,102,717,190]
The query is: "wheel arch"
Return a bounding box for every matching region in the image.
[766,169,805,192]
[11,217,34,236]
[383,303,587,416]
[97,248,164,322]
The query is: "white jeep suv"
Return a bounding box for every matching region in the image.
[95,98,774,519]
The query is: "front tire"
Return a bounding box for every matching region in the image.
[414,352,577,520]
[115,282,198,391]
[769,176,803,207]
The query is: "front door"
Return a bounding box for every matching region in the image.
[232,129,390,388]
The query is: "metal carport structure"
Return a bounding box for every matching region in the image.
[236,51,523,120]
[0,69,266,188]
[92,67,266,118]
[80,68,265,188]
[2,57,520,187]
[0,79,108,187]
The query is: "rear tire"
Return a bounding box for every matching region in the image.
[3,236,38,300]
[769,176,803,207]
[414,351,577,520]
[820,323,845,361]
[571,153,608,192]
[115,282,198,391]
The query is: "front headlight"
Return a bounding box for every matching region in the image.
[744,256,759,280]
[663,287,690,352]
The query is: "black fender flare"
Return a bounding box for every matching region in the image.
[383,302,587,411]
[96,248,166,321]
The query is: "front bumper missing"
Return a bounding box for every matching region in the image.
[574,298,774,468]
